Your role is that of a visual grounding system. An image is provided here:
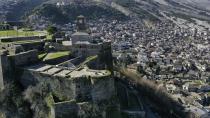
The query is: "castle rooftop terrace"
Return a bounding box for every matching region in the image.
[55,70,71,77]
[42,67,62,75]
[69,67,111,78]
[25,64,111,79]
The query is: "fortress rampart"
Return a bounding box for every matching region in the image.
[19,65,115,102]
[0,35,46,43]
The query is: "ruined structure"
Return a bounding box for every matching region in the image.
[0,16,145,118]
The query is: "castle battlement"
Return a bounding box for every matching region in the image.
[19,63,114,103]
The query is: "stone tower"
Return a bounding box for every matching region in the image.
[76,15,87,32]
[0,51,10,91]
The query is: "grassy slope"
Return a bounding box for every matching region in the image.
[0,30,40,37]
[41,51,71,61]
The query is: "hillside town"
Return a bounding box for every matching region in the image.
[0,16,156,118]
[89,19,210,117]
[1,0,210,116]
[1,14,210,117]
[49,17,210,117]
[1,0,210,118]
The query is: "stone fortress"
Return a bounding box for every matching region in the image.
[0,16,145,118]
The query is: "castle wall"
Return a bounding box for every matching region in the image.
[0,50,39,91]
[0,54,12,91]
[99,42,113,71]
[72,43,102,57]
[0,71,4,91]
[52,101,79,118]
[91,77,115,102]
[18,68,38,87]
[71,34,90,44]
[19,67,115,103]
[9,50,38,66]
[48,42,71,51]
[52,102,102,118]
[0,43,21,55]
[20,41,45,51]
[71,42,111,57]
[19,69,77,100]
[52,95,117,118]
[74,77,92,102]
[0,42,44,55]
[58,56,85,67]
[0,56,4,90]
[0,36,46,43]
[43,55,70,65]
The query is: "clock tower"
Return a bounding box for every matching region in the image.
[76,15,87,32]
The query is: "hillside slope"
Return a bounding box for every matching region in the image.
[1,0,210,28]
[27,2,128,25]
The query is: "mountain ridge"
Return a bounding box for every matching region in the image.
[1,0,210,29]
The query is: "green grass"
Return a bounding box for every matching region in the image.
[193,80,203,86]
[43,51,71,61]
[38,53,47,59]
[0,30,41,37]
[46,35,52,40]
[79,55,98,67]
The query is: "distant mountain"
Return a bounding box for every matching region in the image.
[1,0,210,28]
[27,2,127,24]
[0,0,49,21]
[175,0,210,10]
